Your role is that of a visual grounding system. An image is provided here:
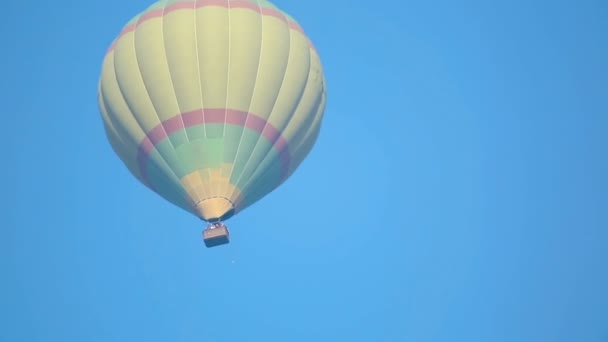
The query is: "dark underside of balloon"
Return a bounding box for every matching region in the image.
[196,197,235,223]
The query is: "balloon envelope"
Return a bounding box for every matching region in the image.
[98,0,326,222]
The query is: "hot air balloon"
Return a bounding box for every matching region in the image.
[98,0,326,247]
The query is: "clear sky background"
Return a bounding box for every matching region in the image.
[2,0,607,341]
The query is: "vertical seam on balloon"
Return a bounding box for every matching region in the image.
[226,9,291,203]
[111,37,165,191]
[102,57,153,188]
[237,44,320,209]
[192,0,210,201]
[99,92,128,165]
[238,111,316,209]
[207,0,232,199]
[107,16,163,190]
[98,86,146,184]
[133,7,175,153]
[130,8,186,204]
[288,82,326,174]
[160,0,206,206]
[235,22,311,206]
[194,0,208,139]
[222,0,264,203]
[280,62,325,178]
[222,1,232,140]
[161,0,190,145]
[284,125,320,185]
[281,47,326,164]
[277,109,322,193]
[192,0,205,139]
[237,84,313,210]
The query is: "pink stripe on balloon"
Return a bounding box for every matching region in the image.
[147,124,167,146]
[245,114,266,133]
[137,108,291,186]
[140,136,155,155]
[230,0,260,12]
[196,0,228,7]
[120,24,136,37]
[166,1,195,12]
[105,0,312,55]
[182,109,204,126]
[163,115,185,134]
[225,109,247,126]
[288,21,304,34]
[106,24,135,53]
[203,108,224,122]
[139,9,164,23]
[260,7,286,22]
[274,136,288,152]
[261,125,280,143]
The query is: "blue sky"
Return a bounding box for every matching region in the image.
[3,0,607,341]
